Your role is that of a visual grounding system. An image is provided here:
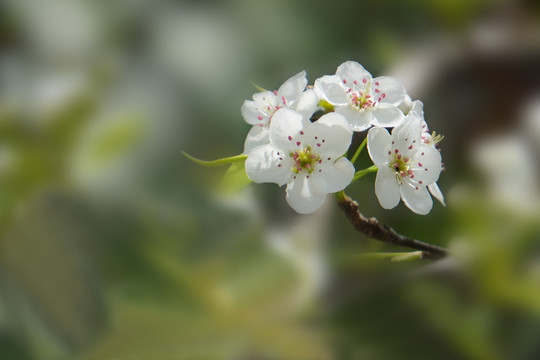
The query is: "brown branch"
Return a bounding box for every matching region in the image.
[336,193,448,260]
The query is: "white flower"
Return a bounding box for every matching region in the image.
[241,71,319,153]
[367,111,443,215]
[314,61,406,132]
[245,108,355,214]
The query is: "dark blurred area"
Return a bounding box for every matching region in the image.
[0,0,540,359]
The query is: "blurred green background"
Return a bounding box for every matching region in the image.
[1,0,540,359]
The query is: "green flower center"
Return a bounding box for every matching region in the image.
[291,146,320,174]
[390,152,412,181]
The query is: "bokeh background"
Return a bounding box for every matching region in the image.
[1,0,540,359]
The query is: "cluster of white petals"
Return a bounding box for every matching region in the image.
[315,61,406,132]
[241,71,318,153]
[241,61,445,214]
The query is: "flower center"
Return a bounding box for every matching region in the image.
[343,79,386,112]
[350,91,374,110]
[290,146,320,174]
[390,152,412,182]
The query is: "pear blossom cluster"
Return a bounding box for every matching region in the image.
[242,61,445,214]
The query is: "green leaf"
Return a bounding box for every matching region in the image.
[249,80,267,92]
[219,160,252,194]
[182,152,247,167]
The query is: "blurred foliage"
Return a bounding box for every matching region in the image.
[0,0,539,359]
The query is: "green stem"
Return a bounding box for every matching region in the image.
[349,251,424,262]
[352,165,378,182]
[335,190,346,202]
[182,151,247,167]
[350,136,367,165]
[318,100,334,112]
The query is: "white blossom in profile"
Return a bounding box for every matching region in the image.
[314,61,406,132]
[241,71,318,153]
[408,100,446,206]
[245,108,354,214]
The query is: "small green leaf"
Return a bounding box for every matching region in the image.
[182,152,247,167]
[219,160,252,193]
[249,80,267,92]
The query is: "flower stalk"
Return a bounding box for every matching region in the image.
[335,192,448,260]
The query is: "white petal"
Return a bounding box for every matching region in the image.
[410,100,424,118]
[372,76,406,106]
[253,91,277,109]
[336,61,372,85]
[241,100,263,125]
[410,145,442,184]
[268,108,306,153]
[245,144,292,186]
[428,182,445,206]
[285,175,327,214]
[314,75,348,105]
[400,181,433,215]
[397,95,413,115]
[367,127,392,167]
[293,89,319,119]
[335,106,373,132]
[277,70,307,104]
[316,157,355,193]
[372,104,405,128]
[375,165,401,209]
[243,126,269,154]
[304,112,352,157]
[393,111,424,153]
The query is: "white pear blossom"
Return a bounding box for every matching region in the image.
[245,108,355,214]
[367,111,443,215]
[314,61,406,132]
[241,70,319,153]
